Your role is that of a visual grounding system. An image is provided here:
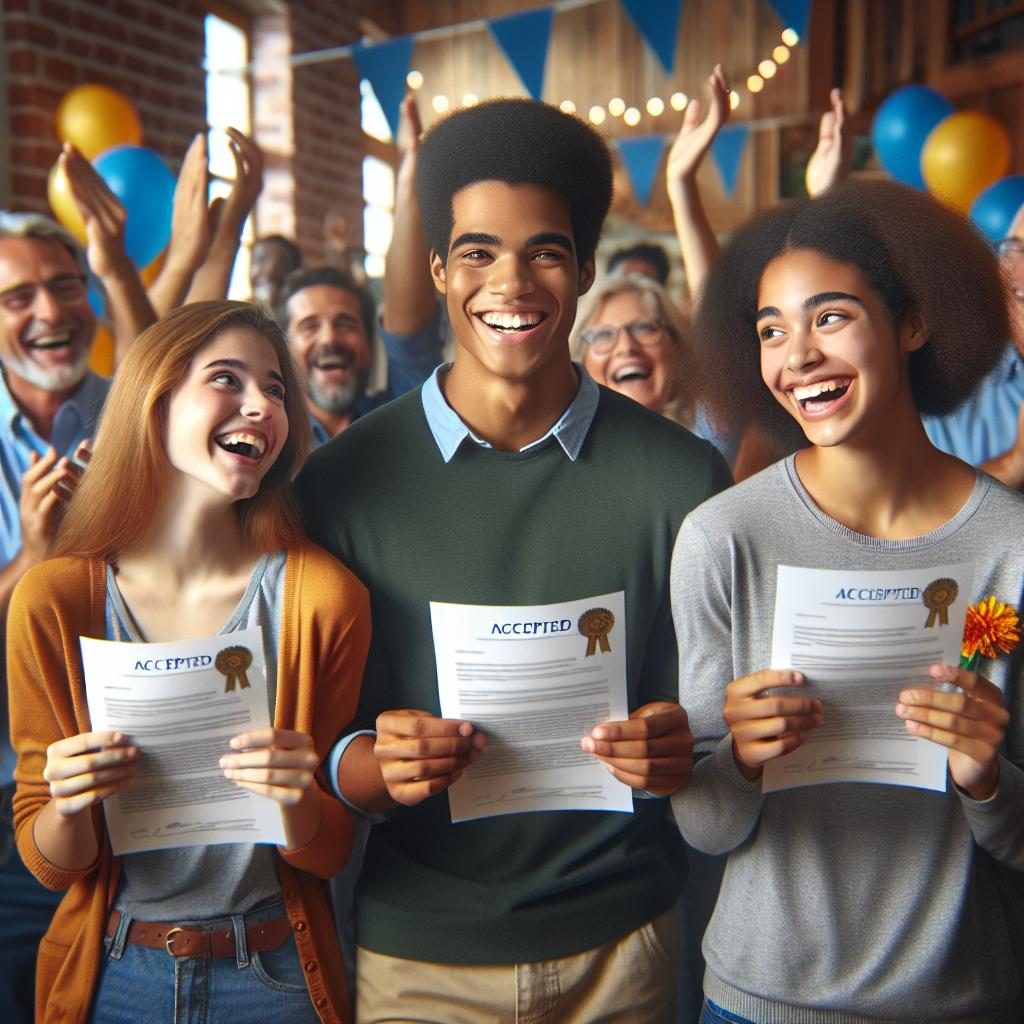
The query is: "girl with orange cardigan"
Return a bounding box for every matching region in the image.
[8,301,370,1023]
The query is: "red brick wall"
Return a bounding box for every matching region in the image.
[0,0,375,264]
[288,5,366,264]
[2,0,207,211]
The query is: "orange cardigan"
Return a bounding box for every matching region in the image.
[8,543,370,1024]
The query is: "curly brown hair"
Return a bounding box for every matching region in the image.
[695,180,1011,447]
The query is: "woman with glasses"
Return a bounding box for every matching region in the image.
[572,274,739,467]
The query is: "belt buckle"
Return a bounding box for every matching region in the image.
[164,927,184,956]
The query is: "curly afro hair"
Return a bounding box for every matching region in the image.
[695,179,1011,448]
[415,98,613,268]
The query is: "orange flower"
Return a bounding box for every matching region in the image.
[961,595,1021,661]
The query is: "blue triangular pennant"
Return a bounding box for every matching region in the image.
[616,135,666,207]
[487,8,553,99]
[352,35,414,141]
[766,0,812,41]
[620,0,684,76]
[710,124,748,197]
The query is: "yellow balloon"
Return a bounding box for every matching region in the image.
[55,84,142,160]
[921,111,1011,213]
[89,323,115,378]
[46,159,87,244]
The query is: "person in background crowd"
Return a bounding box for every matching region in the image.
[276,265,442,444]
[925,201,1024,486]
[251,234,303,311]
[571,274,740,473]
[606,241,672,286]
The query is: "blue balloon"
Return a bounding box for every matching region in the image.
[93,145,175,268]
[86,279,106,318]
[871,85,953,190]
[969,176,1024,244]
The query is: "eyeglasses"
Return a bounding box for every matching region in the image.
[579,319,664,355]
[0,274,88,313]
[996,238,1024,264]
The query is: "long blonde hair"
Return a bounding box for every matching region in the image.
[55,301,312,559]
[571,274,696,426]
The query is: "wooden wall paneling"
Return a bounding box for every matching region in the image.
[807,0,839,111]
[923,0,951,82]
[897,0,915,82]
[844,0,868,110]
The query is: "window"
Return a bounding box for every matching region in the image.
[205,9,252,298]
[362,154,394,279]
[360,80,395,280]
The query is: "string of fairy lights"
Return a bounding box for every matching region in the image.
[403,26,801,126]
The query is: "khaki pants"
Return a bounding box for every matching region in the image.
[355,910,678,1024]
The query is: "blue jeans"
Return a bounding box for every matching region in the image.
[0,785,62,1024]
[699,998,758,1024]
[87,901,319,1024]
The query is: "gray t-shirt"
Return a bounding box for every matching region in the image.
[107,552,287,920]
[670,456,1024,1024]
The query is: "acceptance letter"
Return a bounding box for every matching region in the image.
[430,591,632,822]
[81,627,286,854]
[764,563,972,793]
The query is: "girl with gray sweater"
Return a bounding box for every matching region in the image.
[671,181,1024,1024]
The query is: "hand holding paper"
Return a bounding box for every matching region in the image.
[44,730,137,817]
[896,663,1009,800]
[373,710,486,807]
[582,701,695,795]
[723,669,823,780]
[220,727,323,849]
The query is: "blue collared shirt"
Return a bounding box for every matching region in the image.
[0,370,112,782]
[307,306,447,449]
[923,344,1024,465]
[420,362,599,462]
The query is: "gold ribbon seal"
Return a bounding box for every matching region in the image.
[216,646,253,692]
[579,608,615,657]
[923,578,958,628]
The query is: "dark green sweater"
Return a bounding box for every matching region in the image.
[298,385,731,963]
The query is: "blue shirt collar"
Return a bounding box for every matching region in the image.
[0,368,109,442]
[997,342,1023,379]
[421,363,599,463]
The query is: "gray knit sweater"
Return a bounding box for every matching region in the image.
[670,456,1024,1024]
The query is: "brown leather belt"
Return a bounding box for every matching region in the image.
[106,910,293,958]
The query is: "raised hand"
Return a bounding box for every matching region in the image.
[897,664,1010,800]
[666,64,731,196]
[723,669,823,780]
[218,127,264,236]
[60,143,129,281]
[581,701,694,796]
[805,88,850,197]
[19,447,81,562]
[162,133,212,279]
[185,128,265,303]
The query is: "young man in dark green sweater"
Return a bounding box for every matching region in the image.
[298,99,731,1022]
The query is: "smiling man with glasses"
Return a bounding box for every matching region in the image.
[923,203,1024,488]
